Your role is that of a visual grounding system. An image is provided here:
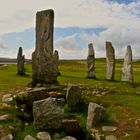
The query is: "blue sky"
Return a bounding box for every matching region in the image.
[0,0,140,59]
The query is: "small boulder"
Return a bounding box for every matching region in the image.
[66,84,81,107]
[61,136,77,140]
[33,97,64,130]
[36,132,51,140]
[0,114,9,121]
[24,135,36,140]
[86,103,106,130]
[105,135,117,140]
[102,126,117,132]
[2,94,13,102]
[1,134,13,140]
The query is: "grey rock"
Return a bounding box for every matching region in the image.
[102,126,117,132]
[105,135,117,140]
[61,136,77,140]
[32,9,58,85]
[106,42,115,81]
[2,94,13,102]
[1,134,13,140]
[36,132,51,140]
[121,45,133,83]
[86,103,106,130]
[66,84,81,107]
[0,114,9,121]
[87,43,96,79]
[17,47,25,75]
[24,135,36,140]
[33,97,64,130]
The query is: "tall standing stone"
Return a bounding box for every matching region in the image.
[54,50,61,75]
[32,9,57,85]
[87,43,96,79]
[106,42,115,81]
[121,45,133,83]
[17,47,25,75]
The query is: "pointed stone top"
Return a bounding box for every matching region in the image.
[88,43,94,56]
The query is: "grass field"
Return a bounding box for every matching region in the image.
[0,59,140,139]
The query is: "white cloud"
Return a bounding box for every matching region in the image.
[55,34,87,59]
[0,0,140,35]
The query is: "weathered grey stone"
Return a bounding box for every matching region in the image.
[0,114,9,121]
[32,9,58,85]
[54,50,61,75]
[24,135,36,140]
[36,132,51,140]
[66,84,81,107]
[106,42,115,81]
[1,134,13,140]
[121,45,133,83]
[2,94,13,102]
[86,103,106,130]
[87,43,96,79]
[102,126,117,132]
[33,97,64,130]
[61,136,77,140]
[17,47,25,75]
[105,135,117,140]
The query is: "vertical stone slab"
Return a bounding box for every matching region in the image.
[32,9,57,85]
[106,42,115,81]
[17,47,25,75]
[54,50,61,75]
[87,43,96,79]
[121,45,133,83]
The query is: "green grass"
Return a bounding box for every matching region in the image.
[0,59,140,139]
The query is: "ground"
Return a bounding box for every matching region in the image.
[0,59,140,139]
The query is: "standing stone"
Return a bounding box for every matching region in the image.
[66,84,81,107]
[87,43,96,79]
[106,42,115,81]
[32,9,58,85]
[54,50,61,75]
[86,103,106,130]
[17,47,25,75]
[33,97,65,130]
[121,45,133,83]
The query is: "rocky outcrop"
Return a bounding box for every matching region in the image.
[87,43,96,79]
[106,42,115,81]
[32,9,58,85]
[121,45,133,83]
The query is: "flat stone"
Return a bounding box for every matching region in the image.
[1,134,13,140]
[36,132,51,140]
[2,94,13,102]
[0,114,9,121]
[24,135,36,140]
[102,126,117,132]
[61,136,77,140]
[105,135,117,140]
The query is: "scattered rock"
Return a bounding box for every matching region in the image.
[61,136,77,140]
[2,103,11,108]
[36,132,51,140]
[0,114,9,121]
[2,94,13,102]
[105,135,117,140]
[86,103,106,130]
[102,126,117,132]
[24,135,36,140]
[33,97,64,130]
[66,84,81,107]
[1,134,13,140]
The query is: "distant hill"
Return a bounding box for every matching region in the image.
[0,57,31,63]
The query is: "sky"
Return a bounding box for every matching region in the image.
[0,0,140,59]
